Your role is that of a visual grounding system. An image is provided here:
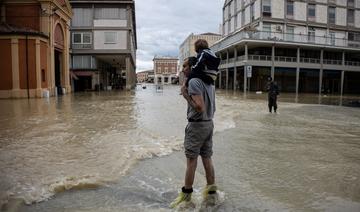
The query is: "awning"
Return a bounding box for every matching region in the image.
[70,71,79,80]
[72,71,94,77]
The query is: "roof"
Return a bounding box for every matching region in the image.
[199,32,221,36]
[153,56,178,60]
[0,22,48,38]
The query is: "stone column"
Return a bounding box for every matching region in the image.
[234,48,237,91]
[226,50,229,90]
[271,45,275,79]
[63,24,71,93]
[11,38,20,98]
[341,51,345,96]
[125,57,132,90]
[319,49,324,95]
[244,43,248,93]
[219,71,222,89]
[35,39,42,97]
[296,47,300,97]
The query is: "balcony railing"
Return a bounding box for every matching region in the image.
[71,43,93,49]
[323,59,342,65]
[220,55,360,67]
[345,61,360,66]
[248,55,272,61]
[274,56,297,62]
[211,30,360,52]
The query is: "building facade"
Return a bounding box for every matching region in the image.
[153,57,178,84]
[137,70,154,83]
[0,0,72,98]
[69,0,136,91]
[178,32,221,85]
[212,0,360,95]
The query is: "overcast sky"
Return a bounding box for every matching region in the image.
[135,0,224,72]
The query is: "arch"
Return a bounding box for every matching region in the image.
[53,21,65,50]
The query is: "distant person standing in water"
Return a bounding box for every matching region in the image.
[266,77,279,113]
[170,57,217,208]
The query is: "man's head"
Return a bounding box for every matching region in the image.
[182,57,197,77]
[194,39,209,53]
[267,76,273,82]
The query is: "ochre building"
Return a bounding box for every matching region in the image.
[0,0,72,98]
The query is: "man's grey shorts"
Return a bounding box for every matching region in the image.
[184,120,214,158]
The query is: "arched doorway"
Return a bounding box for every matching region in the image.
[54,23,65,95]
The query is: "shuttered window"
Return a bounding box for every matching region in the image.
[72,8,92,27]
[95,8,127,19]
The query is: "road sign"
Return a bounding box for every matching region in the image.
[246,66,252,78]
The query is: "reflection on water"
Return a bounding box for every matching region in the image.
[1,85,360,211]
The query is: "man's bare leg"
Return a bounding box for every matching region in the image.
[201,156,215,185]
[185,157,198,189]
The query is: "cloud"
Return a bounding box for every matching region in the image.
[135,0,224,72]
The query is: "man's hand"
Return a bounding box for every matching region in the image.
[181,85,188,97]
[181,85,205,113]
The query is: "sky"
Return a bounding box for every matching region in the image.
[135,0,225,72]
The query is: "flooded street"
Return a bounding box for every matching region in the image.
[1,85,360,211]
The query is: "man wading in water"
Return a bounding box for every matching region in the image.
[170,40,218,208]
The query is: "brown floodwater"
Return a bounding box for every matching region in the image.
[1,85,359,211]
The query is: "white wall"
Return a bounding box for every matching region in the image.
[236,0,242,12]
[316,5,327,24]
[335,31,346,46]
[224,21,229,36]
[230,17,235,33]
[356,10,360,28]
[230,1,235,16]
[357,0,360,8]
[294,2,307,21]
[336,8,346,26]
[254,0,261,19]
[224,5,229,20]
[316,0,327,3]
[94,20,127,27]
[94,31,127,50]
[272,0,284,19]
[244,6,250,25]
[315,29,327,44]
[337,0,347,7]
[294,26,306,35]
[236,12,242,29]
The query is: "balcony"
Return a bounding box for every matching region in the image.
[220,55,360,67]
[71,43,93,49]
[211,30,360,52]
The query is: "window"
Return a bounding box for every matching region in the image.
[250,3,254,21]
[286,26,294,41]
[72,32,92,44]
[348,0,354,7]
[241,11,245,26]
[348,32,360,41]
[73,56,92,69]
[95,8,127,20]
[73,33,82,43]
[348,9,354,25]
[308,4,316,20]
[328,7,336,24]
[104,32,117,44]
[286,1,294,17]
[308,28,315,43]
[72,8,92,27]
[329,32,335,45]
[263,23,271,39]
[263,0,271,16]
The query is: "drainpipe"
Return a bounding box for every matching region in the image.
[26,34,30,98]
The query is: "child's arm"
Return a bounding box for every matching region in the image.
[191,51,206,73]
